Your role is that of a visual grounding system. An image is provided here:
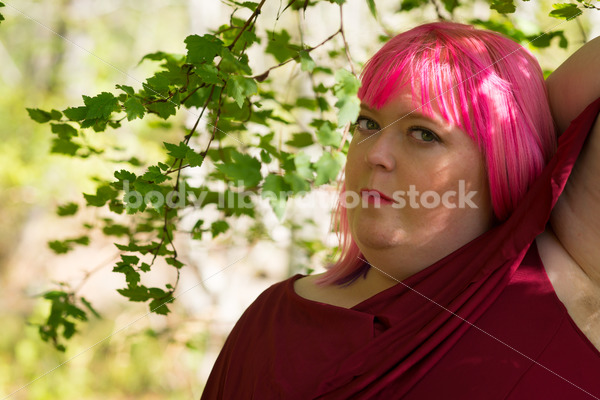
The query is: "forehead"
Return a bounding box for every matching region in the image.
[362,84,457,125]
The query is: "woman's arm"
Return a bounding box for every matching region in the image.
[546,35,600,133]
[545,34,600,284]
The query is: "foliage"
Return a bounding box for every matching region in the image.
[25,0,596,351]
[0,309,204,399]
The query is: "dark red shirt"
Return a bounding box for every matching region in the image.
[202,99,600,399]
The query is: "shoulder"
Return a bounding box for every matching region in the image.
[294,271,398,309]
[294,273,364,308]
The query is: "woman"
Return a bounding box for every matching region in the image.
[202,22,600,399]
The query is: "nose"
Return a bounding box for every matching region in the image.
[364,130,396,171]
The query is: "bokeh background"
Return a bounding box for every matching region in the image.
[1,0,598,398]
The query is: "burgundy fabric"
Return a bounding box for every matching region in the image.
[201,97,600,399]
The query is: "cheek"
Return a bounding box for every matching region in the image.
[344,144,363,185]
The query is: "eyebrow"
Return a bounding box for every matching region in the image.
[359,103,437,122]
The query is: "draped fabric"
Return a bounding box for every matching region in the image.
[201,97,600,399]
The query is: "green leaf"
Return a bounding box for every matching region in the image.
[258,132,279,156]
[146,100,177,119]
[84,185,118,207]
[164,141,191,159]
[51,138,80,156]
[185,34,224,64]
[62,320,76,339]
[64,304,87,321]
[284,171,310,193]
[489,0,516,14]
[48,240,72,254]
[116,84,135,96]
[80,297,101,319]
[186,149,205,167]
[262,174,291,219]
[225,0,259,10]
[399,0,428,11]
[71,236,90,246]
[56,202,79,216]
[315,121,341,147]
[102,223,130,237]
[83,92,119,120]
[548,3,582,19]
[115,169,137,182]
[50,109,63,120]
[442,0,459,12]
[470,19,527,43]
[226,75,258,108]
[286,132,314,148]
[166,257,184,269]
[220,48,253,75]
[296,97,318,110]
[294,152,314,180]
[121,255,140,265]
[265,30,298,63]
[195,64,223,86]
[215,151,262,187]
[43,291,68,300]
[50,123,78,139]
[113,263,140,286]
[27,108,53,123]
[149,297,171,315]
[260,149,272,163]
[63,106,88,121]
[333,69,361,127]
[314,152,345,185]
[139,51,184,66]
[144,71,171,95]
[47,236,88,254]
[139,262,151,272]
[124,97,145,120]
[299,50,316,72]
[366,0,377,18]
[117,285,150,302]
[210,220,230,237]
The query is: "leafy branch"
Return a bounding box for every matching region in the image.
[26,0,598,351]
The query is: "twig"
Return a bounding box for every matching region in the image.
[339,5,357,76]
[430,0,446,21]
[251,28,342,80]
[228,0,267,50]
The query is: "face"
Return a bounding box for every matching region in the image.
[344,88,494,279]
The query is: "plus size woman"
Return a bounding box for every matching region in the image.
[202,22,600,399]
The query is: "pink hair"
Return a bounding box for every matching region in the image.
[317,22,556,286]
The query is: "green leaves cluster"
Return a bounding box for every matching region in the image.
[37,291,100,352]
[28,0,356,350]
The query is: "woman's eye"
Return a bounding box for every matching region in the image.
[409,127,439,143]
[355,117,380,132]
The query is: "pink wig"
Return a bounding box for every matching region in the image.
[317,22,556,286]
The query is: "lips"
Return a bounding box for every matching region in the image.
[360,188,394,203]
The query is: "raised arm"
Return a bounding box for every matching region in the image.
[540,33,600,350]
[546,35,600,133]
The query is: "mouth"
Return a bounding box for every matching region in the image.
[359,188,394,204]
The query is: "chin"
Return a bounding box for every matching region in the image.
[354,227,408,251]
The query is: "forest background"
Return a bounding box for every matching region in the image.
[0,0,599,398]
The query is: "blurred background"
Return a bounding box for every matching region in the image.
[0,0,598,399]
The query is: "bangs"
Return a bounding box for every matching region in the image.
[357,30,513,146]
